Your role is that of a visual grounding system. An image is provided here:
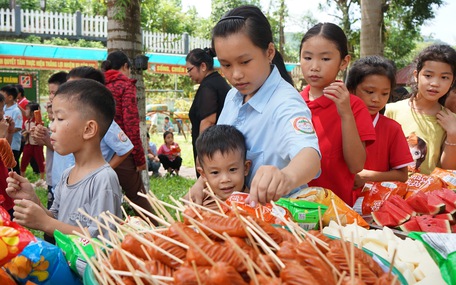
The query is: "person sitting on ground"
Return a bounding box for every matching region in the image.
[157,131,182,176]
[163,116,174,133]
[196,125,251,210]
[6,79,122,238]
[146,132,161,177]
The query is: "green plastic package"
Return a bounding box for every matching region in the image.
[409,232,455,285]
[54,230,98,278]
[275,198,327,230]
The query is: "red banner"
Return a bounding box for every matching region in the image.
[0,55,99,70]
[149,63,187,75]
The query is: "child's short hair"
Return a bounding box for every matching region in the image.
[164,116,170,120]
[1,85,18,100]
[48,71,68,85]
[196,125,246,166]
[346,55,397,93]
[68,66,105,85]
[0,92,4,103]
[15,84,24,97]
[55,79,115,138]
[26,102,40,113]
[163,131,173,140]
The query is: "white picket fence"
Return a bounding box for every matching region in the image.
[0,7,211,54]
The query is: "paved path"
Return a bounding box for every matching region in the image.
[150,165,197,179]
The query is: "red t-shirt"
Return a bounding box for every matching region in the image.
[0,160,14,211]
[301,85,376,206]
[365,113,414,171]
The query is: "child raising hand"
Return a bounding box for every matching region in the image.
[299,23,376,206]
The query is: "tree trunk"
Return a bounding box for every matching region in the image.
[360,0,384,57]
[106,0,149,190]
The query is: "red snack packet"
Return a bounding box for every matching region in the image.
[430,167,456,189]
[0,206,36,267]
[170,145,181,155]
[225,192,292,225]
[361,181,408,214]
[405,173,445,198]
[33,110,42,125]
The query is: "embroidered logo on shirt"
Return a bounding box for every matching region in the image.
[118,131,128,142]
[291,117,315,134]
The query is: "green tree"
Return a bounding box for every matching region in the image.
[210,0,259,23]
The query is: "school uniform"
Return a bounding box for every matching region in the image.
[100,121,133,162]
[300,85,376,206]
[218,66,321,195]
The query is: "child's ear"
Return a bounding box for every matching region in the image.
[339,54,351,71]
[244,160,252,176]
[82,120,98,140]
[197,166,207,181]
[413,69,418,82]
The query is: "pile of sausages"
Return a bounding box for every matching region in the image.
[106,209,401,285]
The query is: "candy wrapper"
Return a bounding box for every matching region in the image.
[0,206,35,267]
[225,192,293,225]
[170,144,181,155]
[290,187,369,228]
[275,198,327,230]
[361,181,408,215]
[54,230,100,278]
[3,238,82,285]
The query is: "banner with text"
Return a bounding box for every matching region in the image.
[149,63,187,75]
[0,56,99,71]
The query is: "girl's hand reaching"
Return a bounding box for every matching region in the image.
[246,165,293,207]
[323,81,352,116]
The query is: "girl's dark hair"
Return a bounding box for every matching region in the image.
[212,5,273,55]
[163,131,173,141]
[411,44,456,105]
[299,22,348,59]
[101,50,131,72]
[186,48,215,71]
[0,93,5,103]
[196,125,246,166]
[346,55,396,93]
[273,51,294,86]
[68,66,105,84]
[26,101,40,114]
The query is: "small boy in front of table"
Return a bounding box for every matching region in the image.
[6,79,122,238]
[195,125,251,209]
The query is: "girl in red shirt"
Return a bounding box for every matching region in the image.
[346,56,414,201]
[158,131,182,176]
[299,23,376,206]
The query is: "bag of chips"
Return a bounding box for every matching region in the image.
[225,192,293,225]
[0,206,36,267]
[405,173,445,198]
[275,198,327,230]
[4,238,82,284]
[290,187,369,228]
[430,167,456,189]
[361,181,408,215]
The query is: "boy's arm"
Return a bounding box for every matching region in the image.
[12,199,82,237]
[354,167,409,189]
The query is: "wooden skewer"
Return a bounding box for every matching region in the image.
[202,188,232,209]
[179,197,228,218]
[318,205,323,231]
[183,213,224,242]
[124,196,171,227]
[186,219,215,245]
[388,248,398,279]
[242,216,280,250]
[245,226,285,269]
[168,195,186,210]
[107,270,174,281]
[191,260,203,285]
[170,222,216,266]
[331,198,343,227]
[204,182,225,214]
[141,192,176,224]
[222,232,268,280]
[139,228,189,249]
[350,233,355,285]
[336,271,347,285]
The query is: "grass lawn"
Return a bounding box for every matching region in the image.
[25,131,196,239]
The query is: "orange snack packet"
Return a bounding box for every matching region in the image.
[361,182,408,214]
[225,192,293,225]
[430,167,456,189]
[0,206,36,267]
[33,110,42,125]
[292,187,369,228]
[405,173,445,198]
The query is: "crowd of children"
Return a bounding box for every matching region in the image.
[0,4,455,242]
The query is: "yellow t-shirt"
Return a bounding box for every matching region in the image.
[385,99,453,175]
